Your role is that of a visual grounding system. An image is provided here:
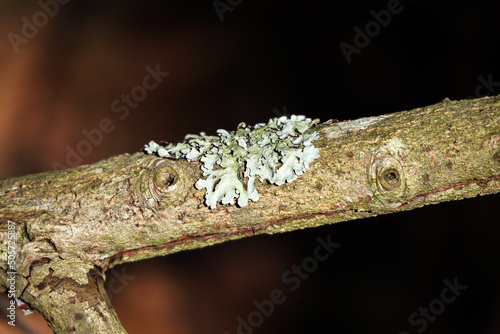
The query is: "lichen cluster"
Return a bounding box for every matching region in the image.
[145,115,320,208]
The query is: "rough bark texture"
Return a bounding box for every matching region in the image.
[1,95,499,333]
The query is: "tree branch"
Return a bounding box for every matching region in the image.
[1,95,499,333]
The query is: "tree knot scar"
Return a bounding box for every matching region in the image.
[381,169,400,190]
[135,158,189,209]
[367,138,408,209]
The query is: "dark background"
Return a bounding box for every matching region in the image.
[0,1,499,333]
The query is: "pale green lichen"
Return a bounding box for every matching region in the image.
[145,115,320,209]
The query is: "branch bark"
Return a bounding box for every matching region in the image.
[1,95,499,333]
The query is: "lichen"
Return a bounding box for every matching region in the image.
[144,115,320,208]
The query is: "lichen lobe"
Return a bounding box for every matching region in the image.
[144,115,320,208]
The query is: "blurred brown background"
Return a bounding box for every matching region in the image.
[1,0,499,333]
